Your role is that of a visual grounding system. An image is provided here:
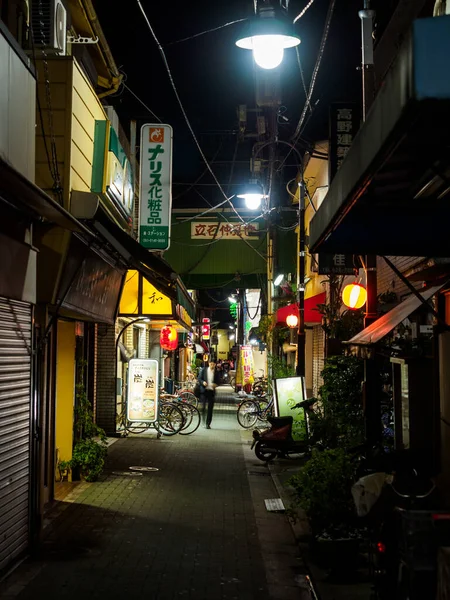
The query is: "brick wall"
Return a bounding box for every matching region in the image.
[95,322,117,435]
[377,255,426,300]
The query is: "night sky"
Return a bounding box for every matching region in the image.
[91,0,385,196]
[92,0,396,317]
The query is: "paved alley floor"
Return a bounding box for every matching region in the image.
[0,387,313,600]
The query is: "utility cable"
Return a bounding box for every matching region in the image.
[292,0,336,139]
[173,142,224,200]
[122,82,162,122]
[137,0,266,263]
[293,0,317,23]
[276,0,336,175]
[164,18,248,46]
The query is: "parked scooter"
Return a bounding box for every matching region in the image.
[250,415,309,462]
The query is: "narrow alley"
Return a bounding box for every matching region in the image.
[0,388,312,600]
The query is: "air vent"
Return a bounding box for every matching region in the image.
[31,0,67,56]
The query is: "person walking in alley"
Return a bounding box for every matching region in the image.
[198,361,220,429]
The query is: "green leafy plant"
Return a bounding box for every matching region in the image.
[288,448,357,536]
[267,353,295,379]
[306,355,364,450]
[59,362,108,482]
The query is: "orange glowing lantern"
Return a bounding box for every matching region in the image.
[160,325,178,351]
[342,283,367,309]
[286,314,298,328]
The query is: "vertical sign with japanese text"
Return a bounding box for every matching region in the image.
[127,359,159,422]
[329,103,360,183]
[139,124,173,250]
[320,103,361,274]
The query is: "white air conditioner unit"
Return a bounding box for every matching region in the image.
[31,0,67,56]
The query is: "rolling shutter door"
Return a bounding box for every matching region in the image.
[312,325,324,398]
[0,298,32,572]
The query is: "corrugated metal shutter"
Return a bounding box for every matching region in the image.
[0,298,32,572]
[312,325,325,398]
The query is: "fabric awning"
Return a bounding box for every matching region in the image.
[276,292,326,325]
[344,283,446,350]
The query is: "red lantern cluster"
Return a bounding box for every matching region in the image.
[160,325,178,351]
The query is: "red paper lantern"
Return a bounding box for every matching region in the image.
[342,283,367,309]
[160,325,178,351]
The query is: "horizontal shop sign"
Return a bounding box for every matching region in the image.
[190,221,259,240]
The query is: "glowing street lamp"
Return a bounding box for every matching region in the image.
[236,5,300,70]
[286,313,298,328]
[237,180,265,210]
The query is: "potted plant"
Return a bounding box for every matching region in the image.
[58,374,108,482]
[288,448,361,572]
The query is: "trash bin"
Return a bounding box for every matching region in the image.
[164,378,174,394]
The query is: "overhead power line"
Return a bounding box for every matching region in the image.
[136,0,266,263]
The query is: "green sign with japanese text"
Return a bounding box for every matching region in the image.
[139,124,173,250]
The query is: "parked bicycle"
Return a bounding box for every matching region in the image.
[237,395,274,428]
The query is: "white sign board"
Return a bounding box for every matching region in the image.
[190,221,259,240]
[139,124,173,250]
[127,359,159,422]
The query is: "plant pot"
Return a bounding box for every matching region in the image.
[310,534,361,574]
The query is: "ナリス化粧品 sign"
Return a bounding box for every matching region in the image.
[139,124,173,250]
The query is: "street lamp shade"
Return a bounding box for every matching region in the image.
[237,181,265,210]
[236,14,300,70]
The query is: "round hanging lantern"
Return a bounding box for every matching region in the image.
[286,314,298,328]
[342,283,367,309]
[160,325,178,351]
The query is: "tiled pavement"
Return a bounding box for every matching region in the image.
[0,387,314,600]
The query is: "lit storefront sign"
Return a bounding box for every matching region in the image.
[190,222,259,240]
[127,359,159,422]
[91,122,134,227]
[139,124,173,250]
[273,376,306,441]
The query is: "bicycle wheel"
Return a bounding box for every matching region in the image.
[155,402,184,436]
[124,421,151,434]
[179,403,201,435]
[178,390,198,408]
[237,400,259,428]
[229,376,236,389]
[177,403,193,431]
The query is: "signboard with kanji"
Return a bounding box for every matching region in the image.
[190,222,259,240]
[329,103,360,183]
[318,253,360,275]
[127,359,159,422]
[139,124,173,250]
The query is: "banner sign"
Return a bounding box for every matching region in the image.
[190,222,259,240]
[139,124,173,250]
[127,359,159,422]
[273,376,306,441]
[238,345,254,386]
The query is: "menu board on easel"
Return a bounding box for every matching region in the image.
[127,359,159,422]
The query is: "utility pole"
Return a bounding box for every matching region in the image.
[296,180,306,377]
[359,1,377,329]
[359,1,380,447]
